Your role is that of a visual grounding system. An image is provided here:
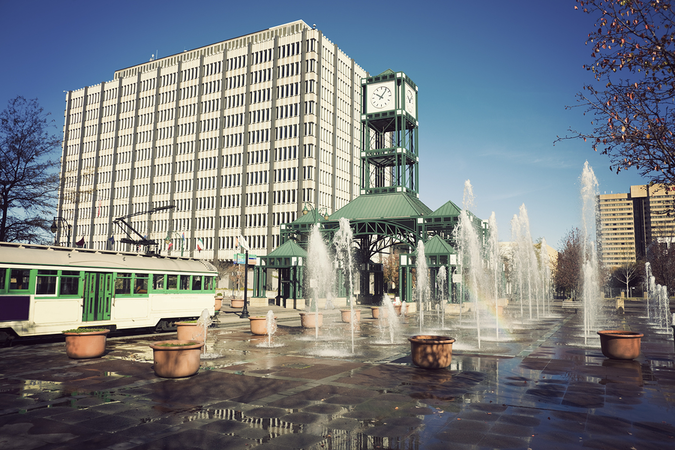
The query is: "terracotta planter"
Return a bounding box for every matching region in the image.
[299,312,323,328]
[340,309,361,323]
[597,330,644,360]
[231,298,245,308]
[150,340,204,378]
[214,296,223,311]
[394,304,402,316]
[63,329,110,359]
[409,335,455,369]
[175,322,207,342]
[250,316,276,335]
[371,306,385,319]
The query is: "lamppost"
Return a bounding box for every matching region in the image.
[302,203,329,223]
[50,217,72,247]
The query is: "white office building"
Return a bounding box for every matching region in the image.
[57,20,367,260]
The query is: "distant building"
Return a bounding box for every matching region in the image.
[597,184,675,267]
[56,20,367,260]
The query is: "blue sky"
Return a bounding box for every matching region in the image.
[0,0,646,249]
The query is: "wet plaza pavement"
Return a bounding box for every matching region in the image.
[1,300,674,449]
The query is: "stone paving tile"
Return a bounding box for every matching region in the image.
[1,303,674,449]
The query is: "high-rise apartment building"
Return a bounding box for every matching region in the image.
[57,20,367,260]
[597,184,675,267]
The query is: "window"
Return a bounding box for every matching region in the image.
[192,275,202,291]
[153,274,165,290]
[36,270,57,295]
[204,276,214,291]
[0,269,5,291]
[59,271,80,296]
[10,269,30,290]
[167,275,178,290]
[180,275,190,291]
[115,273,132,295]
[135,274,149,294]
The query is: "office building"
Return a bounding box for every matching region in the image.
[597,184,675,267]
[56,20,367,260]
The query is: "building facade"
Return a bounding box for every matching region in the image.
[57,20,367,260]
[597,184,675,267]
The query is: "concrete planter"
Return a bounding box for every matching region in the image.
[409,335,455,369]
[214,296,223,311]
[63,329,110,359]
[150,340,204,378]
[597,330,643,360]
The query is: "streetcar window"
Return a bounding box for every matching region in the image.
[153,274,165,290]
[180,275,190,291]
[167,275,178,290]
[135,274,148,294]
[60,271,80,296]
[0,269,6,291]
[192,275,202,290]
[204,276,214,291]
[115,273,132,294]
[36,270,58,295]
[10,269,30,290]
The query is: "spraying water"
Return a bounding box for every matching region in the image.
[334,218,356,353]
[488,212,500,340]
[455,180,484,348]
[580,161,600,343]
[416,240,429,333]
[196,308,212,354]
[307,223,333,340]
[437,266,447,329]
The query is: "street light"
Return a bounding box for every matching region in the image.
[302,203,329,223]
[50,217,72,247]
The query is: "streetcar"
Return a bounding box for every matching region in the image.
[0,242,217,341]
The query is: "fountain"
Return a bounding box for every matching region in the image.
[580,161,601,343]
[455,180,485,348]
[416,240,429,333]
[333,217,357,354]
[304,223,333,339]
[437,266,447,330]
[196,309,212,354]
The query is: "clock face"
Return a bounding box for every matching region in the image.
[405,84,416,118]
[371,86,392,109]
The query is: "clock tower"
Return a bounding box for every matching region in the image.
[360,69,419,196]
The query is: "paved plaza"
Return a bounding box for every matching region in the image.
[1,301,674,449]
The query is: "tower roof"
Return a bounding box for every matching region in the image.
[329,192,432,221]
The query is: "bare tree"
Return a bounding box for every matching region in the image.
[0,97,60,243]
[561,1,675,192]
[554,228,583,299]
[612,262,642,297]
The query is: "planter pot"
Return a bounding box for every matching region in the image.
[231,298,245,308]
[409,335,455,369]
[597,330,644,360]
[150,340,204,378]
[214,296,223,311]
[371,306,386,319]
[250,316,276,335]
[63,329,110,359]
[176,322,206,342]
[340,309,361,323]
[299,312,323,328]
[394,304,402,316]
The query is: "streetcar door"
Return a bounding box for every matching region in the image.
[83,272,113,321]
